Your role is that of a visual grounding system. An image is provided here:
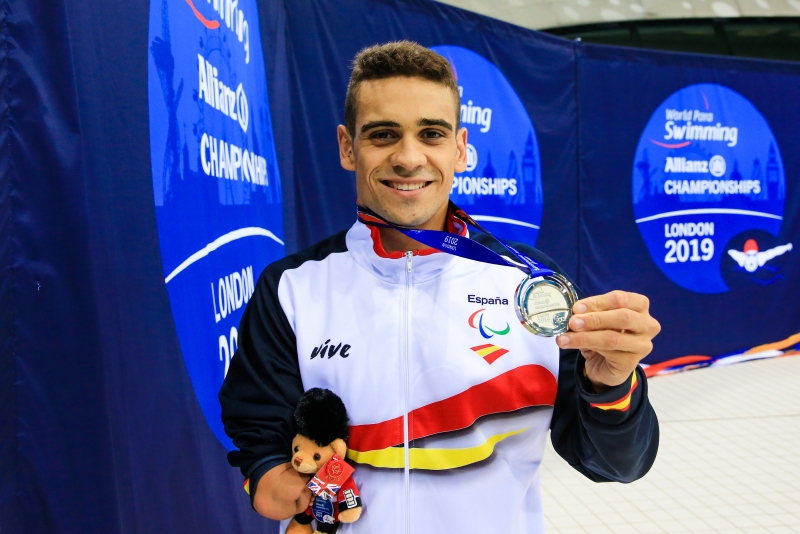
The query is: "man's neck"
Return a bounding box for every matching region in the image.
[378,207,449,254]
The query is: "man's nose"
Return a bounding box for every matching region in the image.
[390,138,426,174]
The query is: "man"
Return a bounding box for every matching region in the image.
[220,41,660,533]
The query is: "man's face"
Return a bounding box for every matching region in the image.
[338,76,467,229]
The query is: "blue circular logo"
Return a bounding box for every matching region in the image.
[633,84,787,293]
[148,0,284,449]
[432,46,543,246]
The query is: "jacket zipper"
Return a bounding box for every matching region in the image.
[402,251,412,534]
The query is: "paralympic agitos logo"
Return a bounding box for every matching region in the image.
[468,309,510,339]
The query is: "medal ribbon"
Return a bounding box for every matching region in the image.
[357,201,554,278]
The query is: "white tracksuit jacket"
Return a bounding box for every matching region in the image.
[220,215,658,534]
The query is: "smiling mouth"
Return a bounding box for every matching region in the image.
[382,181,431,191]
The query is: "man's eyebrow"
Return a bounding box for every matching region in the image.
[418,118,453,131]
[360,120,402,134]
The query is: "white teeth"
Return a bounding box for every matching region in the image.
[391,182,426,191]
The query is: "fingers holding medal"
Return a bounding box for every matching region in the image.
[556,290,661,388]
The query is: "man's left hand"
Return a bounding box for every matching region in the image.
[556,291,661,393]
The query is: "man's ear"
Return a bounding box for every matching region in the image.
[338,125,356,171]
[454,126,468,173]
[330,438,347,459]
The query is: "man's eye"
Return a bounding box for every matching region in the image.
[423,131,444,139]
[371,131,392,139]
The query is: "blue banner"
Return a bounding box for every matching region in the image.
[148,0,285,450]
[1,0,289,532]
[633,83,786,294]
[577,44,800,364]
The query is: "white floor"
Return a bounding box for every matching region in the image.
[541,355,800,534]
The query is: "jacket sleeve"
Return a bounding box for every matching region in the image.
[472,234,659,482]
[535,251,658,483]
[219,260,304,504]
[550,351,658,482]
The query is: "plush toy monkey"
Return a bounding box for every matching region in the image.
[285,388,362,534]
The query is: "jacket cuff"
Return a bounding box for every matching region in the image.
[577,361,644,425]
[244,454,291,509]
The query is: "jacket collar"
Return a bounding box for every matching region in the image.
[346,210,469,285]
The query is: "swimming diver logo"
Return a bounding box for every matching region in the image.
[468,309,510,339]
[721,231,793,288]
[727,239,792,273]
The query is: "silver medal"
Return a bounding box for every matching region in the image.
[514,273,578,337]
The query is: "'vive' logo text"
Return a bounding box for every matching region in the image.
[310,339,351,359]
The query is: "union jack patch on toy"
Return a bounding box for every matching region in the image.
[307,453,354,500]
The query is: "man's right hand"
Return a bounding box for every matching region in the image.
[253,463,314,520]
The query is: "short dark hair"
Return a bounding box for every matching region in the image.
[344,41,460,137]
